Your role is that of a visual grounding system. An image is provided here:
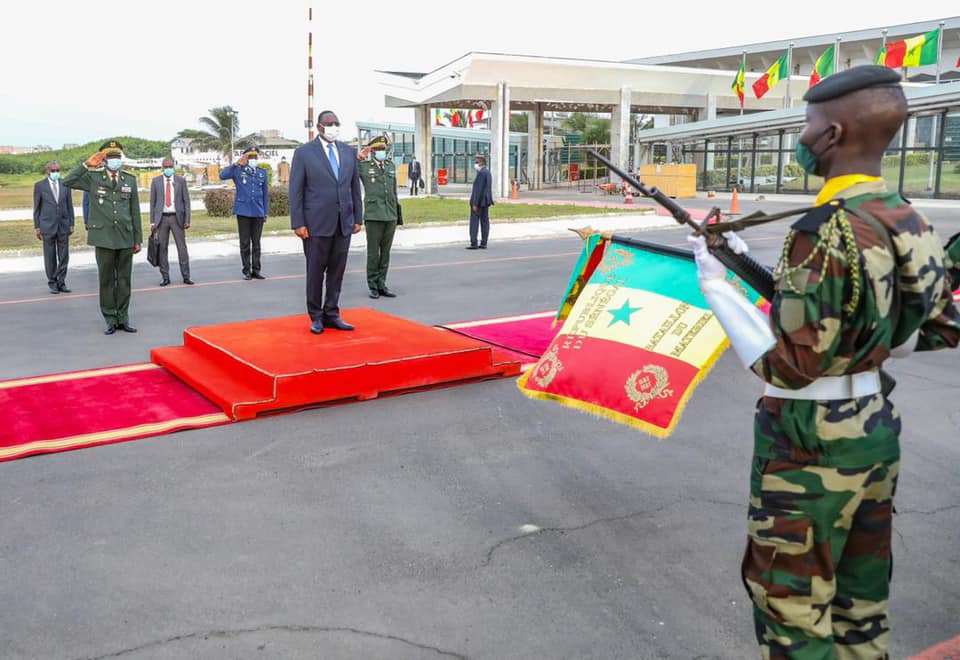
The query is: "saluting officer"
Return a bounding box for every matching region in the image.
[63,140,142,334]
[220,146,269,280]
[357,135,399,299]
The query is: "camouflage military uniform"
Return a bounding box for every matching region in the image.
[945,231,960,287]
[745,179,960,659]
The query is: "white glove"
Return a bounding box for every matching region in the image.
[722,230,749,255]
[687,234,727,281]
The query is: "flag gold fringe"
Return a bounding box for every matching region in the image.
[517,338,731,439]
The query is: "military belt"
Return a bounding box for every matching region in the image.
[763,369,881,400]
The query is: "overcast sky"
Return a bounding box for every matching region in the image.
[1,2,957,148]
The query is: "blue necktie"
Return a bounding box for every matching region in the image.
[328,143,339,179]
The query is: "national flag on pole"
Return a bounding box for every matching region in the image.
[876,28,940,68]
[732,60,746,108]
[434,109,443,126]
[809,45,835,88]
[752,52,789,99]
[518,236,766,437]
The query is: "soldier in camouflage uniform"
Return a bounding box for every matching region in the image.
[689,66,960,659]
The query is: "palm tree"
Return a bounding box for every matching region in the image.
[177,106,251,160]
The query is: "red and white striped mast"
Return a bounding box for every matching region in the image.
[307,5,315,141]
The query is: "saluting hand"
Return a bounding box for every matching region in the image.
[237,156,248,167]
[85,152,106,168]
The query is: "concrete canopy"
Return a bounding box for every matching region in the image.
[379,52,807,197]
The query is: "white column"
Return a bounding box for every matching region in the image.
[701,93,717,172]
[609,85,631,182]
[528,105,543,190]
[414,105,433,193]
[489,81,510,199]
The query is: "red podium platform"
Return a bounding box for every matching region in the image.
[151,309,522,420]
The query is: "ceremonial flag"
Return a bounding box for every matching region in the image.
[518,236,765,437]
[434,109,443,126]
[752,52,788,99]
[809,45,835,88]
[876,28,939,68]
[732,60,746,108]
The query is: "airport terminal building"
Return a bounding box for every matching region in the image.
[374,17,960,198]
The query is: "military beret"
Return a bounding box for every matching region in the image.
[366,135,389,149]
[100,139,123,154]
[802,65,902,103]
[242,146,260,157]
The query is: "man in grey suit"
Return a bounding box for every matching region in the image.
[289,110,363,335]
[149,158,193,285]
[33,161,75,293]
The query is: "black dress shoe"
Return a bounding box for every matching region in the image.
[369,288,380,299]
[160,278,170,286]
[251,273,266,280]
[323,318,355,331]
[183,278,195,285]
[49,286,60,294]
[310,320,324,335]
[243,273,252,280]
[378,287,397,298]
[57,284,71,293]
[117,322,138,333]
[104,324,116,335]
[479,245,488,249]
[465,245,479,250]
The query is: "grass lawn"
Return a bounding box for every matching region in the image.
[0,197,642,252]
[0,174,43,209]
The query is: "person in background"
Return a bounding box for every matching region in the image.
[407,154,421,196]
[32,160,74,294]
[466,154,493,249]
[149,158,193,286]
[220,146,268,280]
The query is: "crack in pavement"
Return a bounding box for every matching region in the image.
[78,624,468,660]
[481,504,673,567]
[897,504,960,516]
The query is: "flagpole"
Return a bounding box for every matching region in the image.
[740,51,746,116]
[834,37,841,73]
[928,21,945,192]
[785,43,794,110]
[936,21,945,84]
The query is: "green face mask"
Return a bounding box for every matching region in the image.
[795,126,834,176]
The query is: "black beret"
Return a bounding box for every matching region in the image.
[100,139,123,154]
[803,65,902,103]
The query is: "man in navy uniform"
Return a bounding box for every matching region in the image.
[220,146,269,280]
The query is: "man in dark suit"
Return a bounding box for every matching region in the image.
[466,154,493,249]
[289,110,363,335]
[407,155,421,196]
[149,158,194,286]
[33,161,75,293]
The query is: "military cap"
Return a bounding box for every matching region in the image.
[242,146,260,157]
[802,65,901,103]
[366,135,389,149]
[100,139,123,154]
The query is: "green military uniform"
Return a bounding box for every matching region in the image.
[62,140,143,327]
[357,136,399,295]
[732,68,960,659]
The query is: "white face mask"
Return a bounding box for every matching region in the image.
[321,125,340,141]
[474,163,482,172]
[247,159,258,169]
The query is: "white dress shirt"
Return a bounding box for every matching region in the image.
[49,177,60,203]
[162,176,176,213]
[319,137,340,171]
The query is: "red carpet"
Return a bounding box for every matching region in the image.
[152,309,523,420]
[438,312,558,366]
[0,364,229,462]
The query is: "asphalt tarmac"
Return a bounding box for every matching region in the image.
[1,203,958,659]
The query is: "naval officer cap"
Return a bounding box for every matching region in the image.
[100,139,123,154]
[802,65,902,103]
[366,135,390,149]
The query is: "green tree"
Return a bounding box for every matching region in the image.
[509,113,529,133]
[561,112,610,145]
[177,105,250,160]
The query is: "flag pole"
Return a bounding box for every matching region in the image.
[928,21,945,192]
[740,51,746,116]
[785,43,794,110]
[936,21,945,84]
[834,37,841,74]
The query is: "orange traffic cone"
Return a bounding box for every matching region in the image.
[728,185,741,215]
[511,180,519,200]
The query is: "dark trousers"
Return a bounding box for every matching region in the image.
[365,220,397,290]
[158,214,190,280]
[303,232,351,322]
[409,177,420,196]
[42,231,70,287]
[469,205,490,247]
[94,246,134,325]
[237,215,264,275]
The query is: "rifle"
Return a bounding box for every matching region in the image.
[588,150,776,300]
